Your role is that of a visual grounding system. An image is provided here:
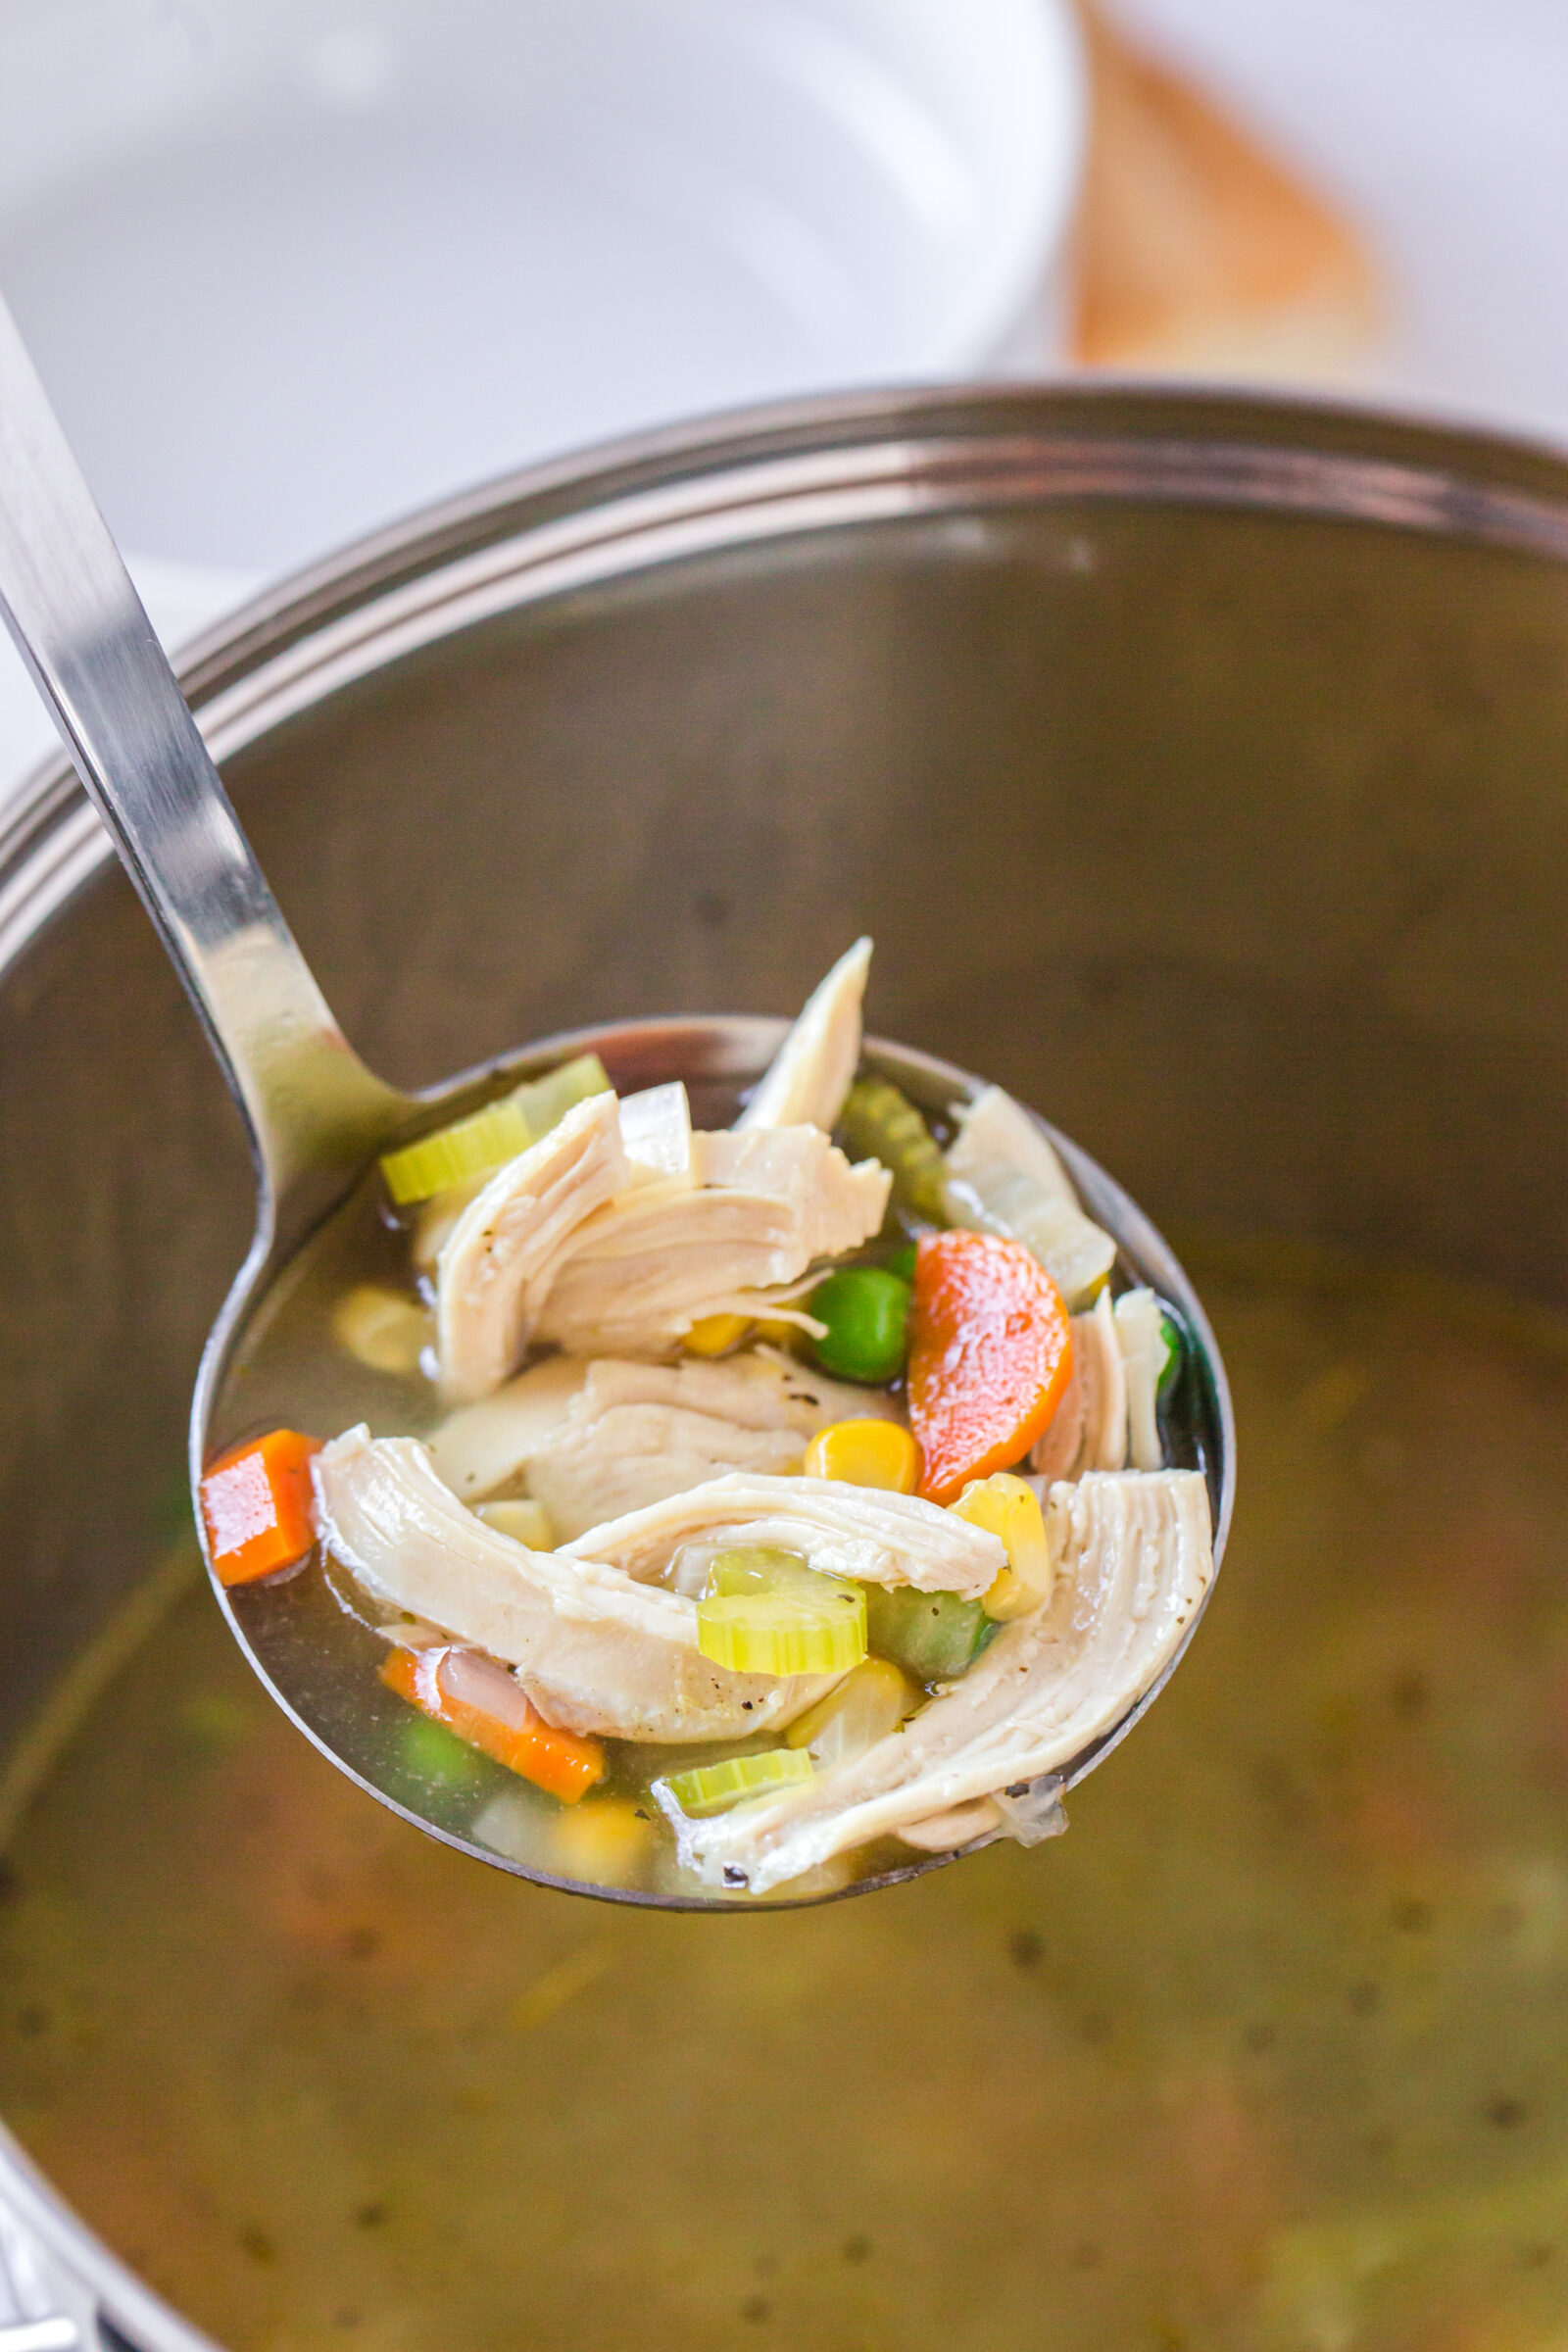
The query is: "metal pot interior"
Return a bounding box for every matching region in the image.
[0,384,1565,2343]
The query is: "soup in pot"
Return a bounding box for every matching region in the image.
[0,1246,1563,2351]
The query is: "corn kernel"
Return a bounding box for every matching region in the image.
[331,1283,431,1375]
[683,1313,753,1357]
[753,1316,807,1354]
[804,1418,923,1494]
[475,1497,556,1549]
[549,1799,652,1890]
[951,1472,1054,1619]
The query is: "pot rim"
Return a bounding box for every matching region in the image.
[7,375,1568,982]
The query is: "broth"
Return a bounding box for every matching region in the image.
[210,1046,1221,1901]
[2,1247,1566,2350]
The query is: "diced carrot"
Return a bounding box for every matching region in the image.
[200,1429,321,1587]
[906,1231,1073,1505]
[380,1646,604,1804]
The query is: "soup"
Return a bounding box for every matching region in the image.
[207,945,1220,1899]
[0,1247,1563,2350]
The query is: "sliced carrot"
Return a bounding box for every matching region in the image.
[907,1231,1073,1505]
[380,1646,604,1804]
[200,1429,321,1587]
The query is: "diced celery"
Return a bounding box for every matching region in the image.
[660,1747,814,1818]
[508,1053,612,1139]
[837,1078,949,1226]
[864,1584,994,1684]
[705,1545,840,1600]
[388,1053,612,1213]
[696,1590,867,1676]
[380,1100,534,1206]
[785,1656,917,1765]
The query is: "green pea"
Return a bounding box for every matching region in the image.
[809,1267,911,1385]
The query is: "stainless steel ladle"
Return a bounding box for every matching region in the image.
[0,288,1233,1908]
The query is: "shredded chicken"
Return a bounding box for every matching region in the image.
[428,1348,892,1514]
[313,1427,833,1741]
[738,937,870,1133]
[435,1093,631,1404]
[661,1470,1213,1892]
[535,1128,889,1357]
[562,1471,1005,1596]
[525,1406,808,1543]
[1032,1288,1130,1479]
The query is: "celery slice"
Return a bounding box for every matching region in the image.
[660,1747,814,1818]
[696,1590,866,1676]
[864,1584,994,1684]
[705,1545,848,1601]
[838,1078,948,1225]
[381,1054,612,1208]
[380,1100,534,1206]
[509,1053,612,1139]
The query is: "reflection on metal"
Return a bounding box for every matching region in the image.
[0,2321,77,2352]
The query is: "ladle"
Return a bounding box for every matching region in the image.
[0,288,1233,1907]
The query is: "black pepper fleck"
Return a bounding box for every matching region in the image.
[1483,2095,1526,2130]
[239,2227,276,2266]
[842,2236,872,2264]
[1392,1898,1431,1934]
[740,2295,771,2324]
[723,1866,748,1887]
[1008,1930,1043,1970]
[354,2203,388,2230]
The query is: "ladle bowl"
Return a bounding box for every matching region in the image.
[0,287,1231,1905]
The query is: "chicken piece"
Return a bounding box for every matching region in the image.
[663,1470,1213,1891]
[575,1350,895,1435]
[435,1092,631,1404]
[737,938,871,1133]
[427,1347,892,1514]
[563,1471,1005,1596]
[535,1128,889,1357]
[1032,1288,1130,1479]
[314,1428,833,1741]
[526,1406,808,1543]
[942,1084,1117,1311]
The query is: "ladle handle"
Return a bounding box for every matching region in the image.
[0,289,402,1204]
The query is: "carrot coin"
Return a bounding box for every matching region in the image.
[907,1231,1073,1504]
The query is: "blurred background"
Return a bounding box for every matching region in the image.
[0,0,1563,788]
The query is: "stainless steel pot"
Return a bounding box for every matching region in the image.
[0,382,1565,2349]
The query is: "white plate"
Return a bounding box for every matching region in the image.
[0,0,1083,579]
